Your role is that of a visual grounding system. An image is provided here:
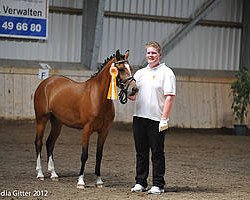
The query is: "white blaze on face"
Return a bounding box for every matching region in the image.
[124,63,132,76]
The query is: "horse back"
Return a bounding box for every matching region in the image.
[34,75,115,130]
[34,76,86,120]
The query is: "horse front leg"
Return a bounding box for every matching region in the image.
[95,143,104,188]
[95,130,109,188]
[77,145,88,189]
[77,128,90,189]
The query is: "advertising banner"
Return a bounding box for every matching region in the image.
[0,0,49,39]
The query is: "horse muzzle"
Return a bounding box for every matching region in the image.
[126,77,138,97]
[118,76,138,104]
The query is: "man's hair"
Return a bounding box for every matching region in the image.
[145,41,162,55]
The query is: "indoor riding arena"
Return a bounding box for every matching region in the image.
[0,0,249,200]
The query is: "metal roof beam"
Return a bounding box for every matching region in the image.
[140,0,221,67]
[161,0,221,58]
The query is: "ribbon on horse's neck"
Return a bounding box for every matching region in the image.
[107,60,136,104]
[107,63,118,100]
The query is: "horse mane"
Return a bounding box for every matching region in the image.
[91,54,115,78]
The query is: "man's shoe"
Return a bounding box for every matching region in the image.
[148,186,164,194]
[131,184,146,192]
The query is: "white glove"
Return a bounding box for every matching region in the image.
[159,118,169,132]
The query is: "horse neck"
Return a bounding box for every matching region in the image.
[93,59,114,101]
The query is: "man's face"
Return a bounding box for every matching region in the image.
[146,46,161,68]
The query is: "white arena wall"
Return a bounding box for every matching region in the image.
[1,66,248,129]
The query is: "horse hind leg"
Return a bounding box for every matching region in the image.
[35,116,49,180]
[46,115,62,181]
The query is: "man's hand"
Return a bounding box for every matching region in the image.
[127,93,137,101]
[159,118,169,132]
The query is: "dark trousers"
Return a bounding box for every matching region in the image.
[132,116,166,189]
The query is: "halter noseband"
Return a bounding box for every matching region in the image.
[113,60,136,104]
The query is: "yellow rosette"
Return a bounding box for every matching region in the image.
[107,64,118,100]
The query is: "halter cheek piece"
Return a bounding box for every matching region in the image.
[114,60,136,104]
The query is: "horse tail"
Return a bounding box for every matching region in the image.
[34,79,52,160]
[34,79,51,120]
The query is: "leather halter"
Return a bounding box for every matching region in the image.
[113,60,136,104]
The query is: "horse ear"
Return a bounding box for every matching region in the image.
[116,49,121,60]
[125,50,129,59]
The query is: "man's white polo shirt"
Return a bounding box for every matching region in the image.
[133,63,176,122]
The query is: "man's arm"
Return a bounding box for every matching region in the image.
[161,95,175,119]
[159,95,175,132]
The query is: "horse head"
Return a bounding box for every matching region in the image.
[112,49,138,104]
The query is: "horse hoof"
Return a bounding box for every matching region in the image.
[96,176,103,188]
[96,184,103,188]
[77,184,85,189]
[51,177,59,181]
[37,177,44,181]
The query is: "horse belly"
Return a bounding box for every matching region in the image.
[52,107,82,128]
[49,92,85,128]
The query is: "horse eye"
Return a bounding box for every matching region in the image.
[118,67,125,72]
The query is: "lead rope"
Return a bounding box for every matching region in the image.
[118,87,128,104]
[118,76,135,104]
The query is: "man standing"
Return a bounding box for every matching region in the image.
[129,41,176,195]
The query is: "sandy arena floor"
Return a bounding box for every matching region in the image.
[0,120,249,200]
